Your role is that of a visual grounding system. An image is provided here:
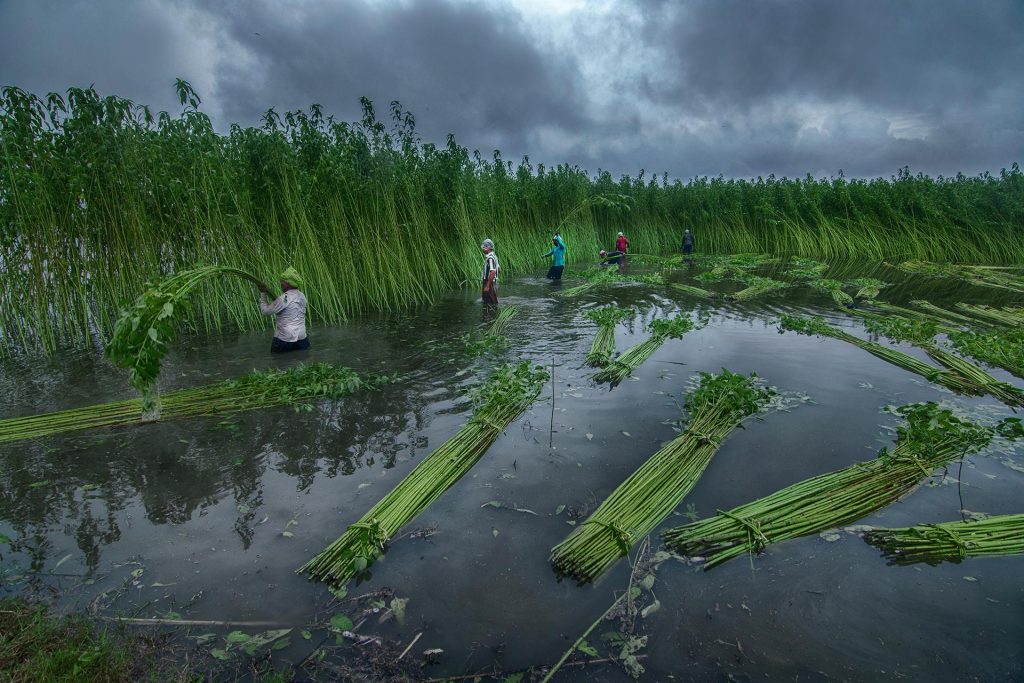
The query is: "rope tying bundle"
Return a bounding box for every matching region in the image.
[582,519,634,556]
[349,519,390,550]
[717,509,770,553]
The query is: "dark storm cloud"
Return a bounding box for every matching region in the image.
[0,0,1021,178]
[210,0,589,155]
[615,0,1024,177]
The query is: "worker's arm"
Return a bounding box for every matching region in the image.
[259,291,288,315]
[543,248,554,258]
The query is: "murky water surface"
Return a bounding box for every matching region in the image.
[2,259,1023,681]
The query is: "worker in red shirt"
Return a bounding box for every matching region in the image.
[615,232,628,254]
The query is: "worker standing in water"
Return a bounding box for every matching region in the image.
[257,267,310,353]
[542,235,566,280]
[615,232,629,255]
[682,229,695,255]
[481,239,500,305]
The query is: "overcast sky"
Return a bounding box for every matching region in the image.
[1,0,1021,179]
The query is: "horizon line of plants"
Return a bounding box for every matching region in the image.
[3,82,1024,356]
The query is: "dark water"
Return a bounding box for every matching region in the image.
[2,260,1023,681]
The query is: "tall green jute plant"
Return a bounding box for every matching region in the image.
[584,306,632,367]
[662,403,998,569]
[955,303,1024,328]
[300,361,548,588]
[779,315,1024,408]
[594,314,700,385]
[865,513,1024,565]
[0,364,389,443]
[550,370,774,583]
[105,266,271,411]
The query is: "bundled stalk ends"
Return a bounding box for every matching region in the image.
[105,266,271,410]
[300,361,548,588]
[550,370,774,582]
[663,403,997,569]
[584,306,633,367]
[0,363,389,443]
[594,314,699,385]
[865,514,1024,565]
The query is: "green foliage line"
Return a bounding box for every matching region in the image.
[3,83,1024,355]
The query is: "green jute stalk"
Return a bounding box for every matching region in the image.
[550,370,774,583]
[556,268,622,298]
[948,329,1024,379]
[299,361,548,588]
[910,300,979,326]
[593,314,700,386]
[668,283,717,299]
[780,315,1023,407]
[809,278,854,307]
[862,316,1024,408]
[662,403,996,569]
[865,514,1024,565]
[895,261,1024,293]
[0,363,390,443]
[730,275,788,301]
[484,306,519,337]
[850,278,889,300]
[584,306,633,367]
[954,303,1024,328]
[105,266,272,408]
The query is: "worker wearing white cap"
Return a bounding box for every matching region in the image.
[481,239,500,304]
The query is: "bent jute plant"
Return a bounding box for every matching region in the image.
[779,315,1024,408]
[550,370,774,583]
[584,306,633,367]
[300,361,548,588]
[593,314,700,386]
[0,363,390,443]
[105,266,272,410]
[662,403,998,569]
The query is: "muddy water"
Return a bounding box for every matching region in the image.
[1,259,1023,681]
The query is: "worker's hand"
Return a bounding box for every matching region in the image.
[257,284,269,294]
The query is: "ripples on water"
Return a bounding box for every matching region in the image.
[1,259,1022,680]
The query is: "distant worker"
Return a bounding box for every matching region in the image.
[599,248,625,266]
[258,267,310,353]
[542,236,566,280]
[481,238,500,305]
[682,229,694,255]
[615,232,629,254]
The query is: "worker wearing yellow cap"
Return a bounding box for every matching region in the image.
[257,266,310,353]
